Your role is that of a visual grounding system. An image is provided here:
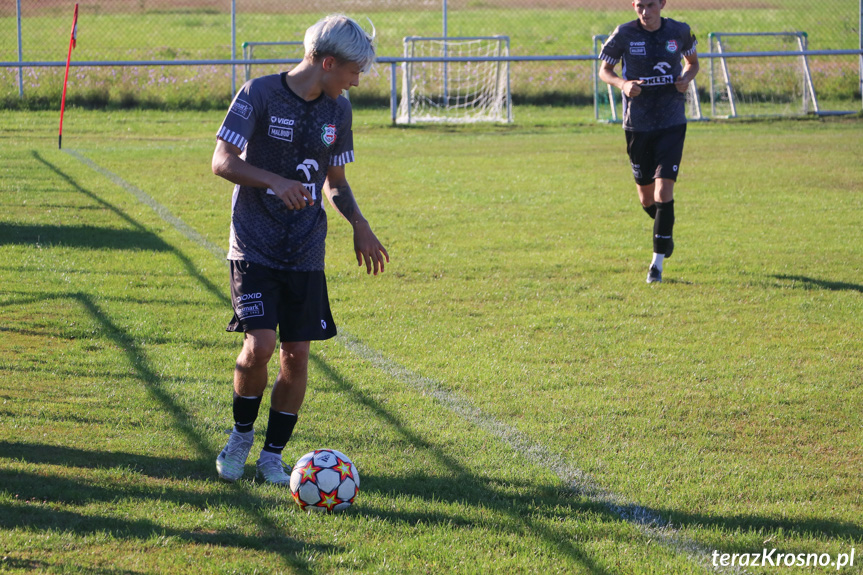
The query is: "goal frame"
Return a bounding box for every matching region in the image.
[398,35,513,124]
[708,31,820,118]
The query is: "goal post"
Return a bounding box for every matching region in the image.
[397,35,513,124]
[592,34,702,123]
[592,35,619,123]
[708,32,820,118]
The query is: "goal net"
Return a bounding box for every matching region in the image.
[242,41,305,83]
[592,34,702,123]
[708,32,819,118]
[397,36,513,124]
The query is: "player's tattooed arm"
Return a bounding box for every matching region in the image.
[324,165,366,226]
[327,183,361,224]
[324,165,390,275]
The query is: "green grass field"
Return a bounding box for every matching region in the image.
[1,107,862,574]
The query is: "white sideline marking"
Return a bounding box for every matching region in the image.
[336,332,733,574]
[67,149,734,574]
[64,149,226,260]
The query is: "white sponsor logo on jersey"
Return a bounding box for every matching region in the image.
[653,62,672,74]
[236,292,262,303]
[230,99,253,119]
[268,125,293,142]
[237,301,264,320]
[639,75,674,86]
[296,159,319,181]
[264,182,316,201]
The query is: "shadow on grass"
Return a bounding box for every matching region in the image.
[1,294,329,572]
[311,348,863,567]
[649,506,863,554]
[0,444,313,552]
[0,442,208,482]
[0,222,173,252]
[310,352,623,575]
[0,154,330,573]
[0,492,320,558]
[29,151,229,307]
[0,556,147,575]
[772,274,863,293]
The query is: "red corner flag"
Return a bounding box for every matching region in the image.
[59,3,78,149]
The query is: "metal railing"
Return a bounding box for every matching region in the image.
[4,49,862,123]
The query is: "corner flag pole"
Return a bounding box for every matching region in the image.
[59,3,78,149]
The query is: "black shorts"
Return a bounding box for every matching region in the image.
[226,260,337,342]
[625,124,687,186]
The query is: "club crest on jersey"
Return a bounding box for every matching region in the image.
[666,40,679,53]
[321,124,337,147]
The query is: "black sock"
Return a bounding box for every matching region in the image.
[642,203,657,219]
[232,393,262,433]
[653,200,675,254]
[262,409,298,455]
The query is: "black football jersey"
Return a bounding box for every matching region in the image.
[600,18,697,131]
[217,73,354,271]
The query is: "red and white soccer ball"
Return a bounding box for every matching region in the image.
[290,449,359,512]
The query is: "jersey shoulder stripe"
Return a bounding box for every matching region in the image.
[330,150,354,167]
[218,126,248,150]
[682,40,698,56]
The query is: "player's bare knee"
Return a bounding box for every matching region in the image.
[655,180,675,203]
[240,331,277,365]
[280,341,311,366]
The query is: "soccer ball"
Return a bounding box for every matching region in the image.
[290,449,359,512]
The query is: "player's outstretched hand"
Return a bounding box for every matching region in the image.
[352,220,389,275]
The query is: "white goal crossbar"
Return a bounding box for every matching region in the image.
[398,36,513,124]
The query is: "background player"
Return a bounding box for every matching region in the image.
[599,0,699,283]
[211,14,389,485]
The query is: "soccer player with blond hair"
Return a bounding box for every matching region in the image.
[212,14,389,485]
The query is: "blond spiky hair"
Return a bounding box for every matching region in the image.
[304,14,376,73]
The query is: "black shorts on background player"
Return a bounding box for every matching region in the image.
[625,124,686,186]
